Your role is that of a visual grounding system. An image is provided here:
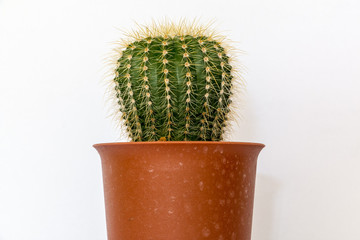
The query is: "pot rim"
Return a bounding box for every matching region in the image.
[93,141,265,148]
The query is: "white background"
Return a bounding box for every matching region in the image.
[1,0,359,239]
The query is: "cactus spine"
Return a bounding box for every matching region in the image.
[113,22,236,141]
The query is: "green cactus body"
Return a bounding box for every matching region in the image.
[114,34,233,141]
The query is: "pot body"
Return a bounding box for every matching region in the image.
[94,142,264,240]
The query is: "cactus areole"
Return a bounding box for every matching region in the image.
[112,22,237,141]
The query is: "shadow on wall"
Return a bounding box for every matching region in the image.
[252,174,280,240]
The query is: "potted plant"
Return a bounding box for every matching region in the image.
[94,20,264,240]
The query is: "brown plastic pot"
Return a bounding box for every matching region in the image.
[94,142,264,240]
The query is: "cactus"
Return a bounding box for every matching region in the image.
[111,21,238,141]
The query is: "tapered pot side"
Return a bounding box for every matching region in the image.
[94,142,264,240]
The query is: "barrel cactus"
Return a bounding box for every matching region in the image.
[109,20,240,141]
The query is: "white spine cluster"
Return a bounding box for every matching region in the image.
[181,39,193,140]
[140,43,156,139]
[161,41,173,139]
[210,44,229,140]
[198,39,213,140]
[124,47,142,140]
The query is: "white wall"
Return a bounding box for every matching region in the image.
[1,0,359,239]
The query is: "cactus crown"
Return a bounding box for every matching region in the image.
[109,20,240,141]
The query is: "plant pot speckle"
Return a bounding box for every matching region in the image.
[94,142,264,240]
